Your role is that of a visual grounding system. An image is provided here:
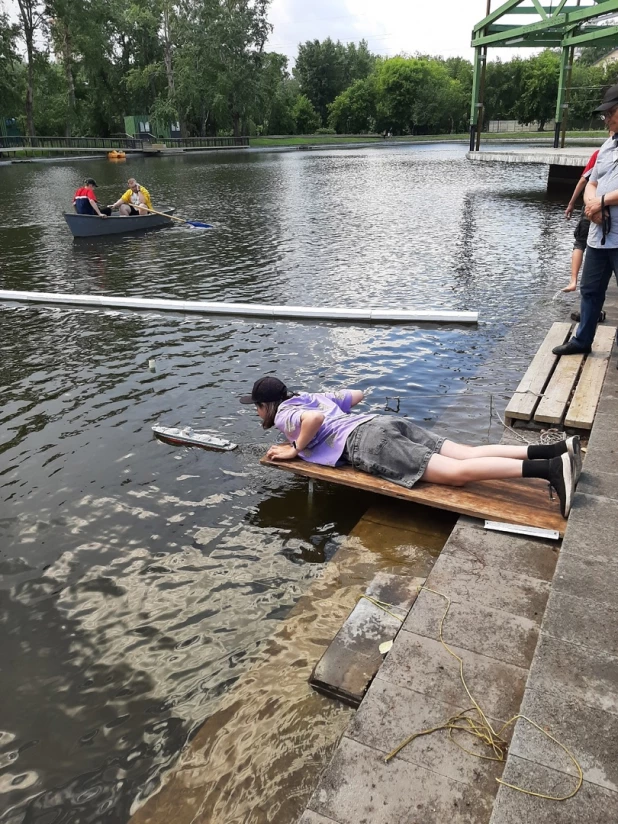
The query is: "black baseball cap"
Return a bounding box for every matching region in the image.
[594,84,618,113]
[240,376,288,404]
[84,177,98,187]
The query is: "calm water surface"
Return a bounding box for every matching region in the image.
[0,144,574,822]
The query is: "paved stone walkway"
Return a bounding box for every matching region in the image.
[300,290,618,824]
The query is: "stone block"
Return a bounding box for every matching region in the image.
[307,736,494,824]
[443,521,558,582]
[577,466,618,500]
[552,548,618,606]
[542,589,618,656]
[489,756,618,824]
[378,630,527,721]
[405,588,540,668]
[347,676,508,797]
[527,634,618,715]
[510,687,618,793]
[423,552,550,622]
[561,494,618,565]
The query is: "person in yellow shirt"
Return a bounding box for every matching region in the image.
[109,178,152,216]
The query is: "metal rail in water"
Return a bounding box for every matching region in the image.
[0,290,478,324]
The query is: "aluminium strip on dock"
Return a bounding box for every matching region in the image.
[0,290,478,324]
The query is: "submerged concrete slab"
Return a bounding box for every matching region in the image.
[489,756,618,824]
[307,736,494,824]
[510,687,618,793]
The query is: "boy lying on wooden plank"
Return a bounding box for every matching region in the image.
[240,377,582,518]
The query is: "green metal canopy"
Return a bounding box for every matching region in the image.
[470,0,618,149]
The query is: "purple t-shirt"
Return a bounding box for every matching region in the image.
[274,391,376,466]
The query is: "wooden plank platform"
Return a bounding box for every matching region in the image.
[261,457,567,536]
[566,325,616,429]
[505,321,616,430]
[504,322,571,423]
[309,572,425,707]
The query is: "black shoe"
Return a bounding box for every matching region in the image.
[549,453,575,518]
[565,435,582,486]
[570,310,606,323]
[552,341,591,356]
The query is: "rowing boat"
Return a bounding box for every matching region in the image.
[64,207,176,237]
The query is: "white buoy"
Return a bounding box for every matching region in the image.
[148,358,156,371]
[0,290,479,324]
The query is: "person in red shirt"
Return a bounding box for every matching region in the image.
[73,178,111,217]
[563,150,599,292]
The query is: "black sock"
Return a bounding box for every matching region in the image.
[527,441,567,460]
[522,458,551,481]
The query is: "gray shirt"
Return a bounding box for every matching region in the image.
[588,133,618,249]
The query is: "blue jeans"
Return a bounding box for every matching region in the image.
[572,245,618,349]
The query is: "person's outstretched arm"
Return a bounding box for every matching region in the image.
[349,390,364,407]
[266,410,324,461]
[565,175,588,218]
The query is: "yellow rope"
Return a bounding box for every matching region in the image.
[385,586,583,802]
[356,594,406,623]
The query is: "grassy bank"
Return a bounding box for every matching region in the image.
[249,131,606,148]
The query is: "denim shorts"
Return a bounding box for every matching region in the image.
[341,417,445,489]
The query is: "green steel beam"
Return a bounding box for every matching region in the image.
[506,4,584,11]
[472,0,526,33]
[531,0,549,18]
[562,24,618,44]
[472,0,618,45]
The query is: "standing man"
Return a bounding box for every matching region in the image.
[73,178,111,217]
[553,85,618,356]
[109,178,152,216]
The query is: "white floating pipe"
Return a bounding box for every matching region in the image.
[0,290,478,324]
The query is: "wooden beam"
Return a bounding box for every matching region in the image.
[504,322,572,423]
[566,325,616,429]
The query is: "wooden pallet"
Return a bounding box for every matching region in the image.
[261,457,568,535]
[505,322,616,430]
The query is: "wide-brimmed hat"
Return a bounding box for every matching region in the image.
[240,376,288,404]
[593,84,618,113]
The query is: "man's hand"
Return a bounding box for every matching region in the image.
[585,197,603,219]
[266,443,299,462]
[565,203,575,219]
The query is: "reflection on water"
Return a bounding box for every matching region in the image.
[0,144,575,822]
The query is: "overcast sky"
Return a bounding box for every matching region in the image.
[265,0,490,65]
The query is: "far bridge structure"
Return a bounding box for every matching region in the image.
[0,135,249,159]
[470,0,618,152]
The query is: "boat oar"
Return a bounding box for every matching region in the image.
[141,205,213,229]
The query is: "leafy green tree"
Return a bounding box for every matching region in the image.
[328,77,377,133]
[514,50,560,130]
[294,37,377,125]
[0,14,22,119]
[15,0,46,135]
[292,94,320,134]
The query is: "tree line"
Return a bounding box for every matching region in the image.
[1,1,617,139]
